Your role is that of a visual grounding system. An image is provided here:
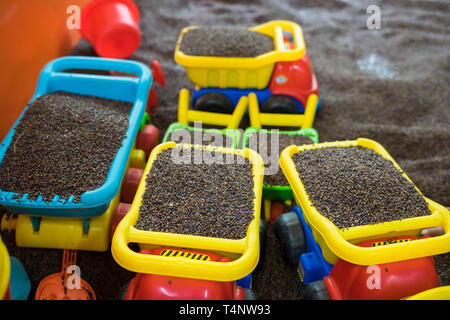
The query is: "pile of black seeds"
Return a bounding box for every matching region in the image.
[253,224,304,299]
[135,147,255,239]
[179,26,274,57]
[167,129,234,147]
[292,146,432,228]
[248,132,314,186]
[0,91,131,202]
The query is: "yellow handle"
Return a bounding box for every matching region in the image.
[227,96,248,129]
[302,94,318,129]
[251,20,306,58]
[177,88,190,125]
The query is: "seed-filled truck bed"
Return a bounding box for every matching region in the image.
[280,138,450,266]
[0,91,131,203]
[0,56,152,217]
[112,142,264,282]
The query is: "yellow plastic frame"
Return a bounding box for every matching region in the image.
[248,92,317,129]
[12,143,146,251]
[112,142,264,281]
[280,138,450,265]
[174,20,306,89]
[0,237,9,300]
[177,88,248,129]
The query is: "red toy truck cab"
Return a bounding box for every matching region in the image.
[269,53,319,109]
[123,248,245,300]
[323,236,440,300]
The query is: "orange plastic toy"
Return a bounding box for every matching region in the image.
[35,250,96,300]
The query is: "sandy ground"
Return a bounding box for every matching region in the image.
[1,0,449,299]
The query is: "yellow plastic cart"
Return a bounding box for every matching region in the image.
[174,20,306,90]
[112,142,264,281]
[280,138,450,266]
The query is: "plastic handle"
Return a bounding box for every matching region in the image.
[227,96,248,129]
[254,20,305,55]
[280,21,304,52]
[38,56,151,88]
[47,56,149,77]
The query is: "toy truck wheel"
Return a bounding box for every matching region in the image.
[194,92,234,114]
[274,211,306,265]
[122,168,144,203]
[261,95,298,114]
[256,219,267,270]
[302,280,330,300]
[137,124,159,158]
[244,288,258,300]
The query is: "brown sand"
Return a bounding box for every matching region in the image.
[1,0,448,299]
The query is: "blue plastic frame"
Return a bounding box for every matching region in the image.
[236,273,252,289]
[9,257,31,300]
[293,206,333,285]
[0,56,152,218]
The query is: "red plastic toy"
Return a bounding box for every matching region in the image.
[121,168,144,203]
[268,53,319,109]
[137,124,159,158]
[81,0,141,59]
[122,248,246,300]
[109,202,132,243]
[323,236,440,300]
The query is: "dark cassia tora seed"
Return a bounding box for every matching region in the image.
[292,146,431,228]
[134,147,256,240]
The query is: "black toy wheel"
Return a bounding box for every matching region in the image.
[118,279,132,300]
[302,280,330,300]
[256,219,267,270]
[244,288,258,300]
[194,92,234,114]
[260,95,298,114]
[274,211,306,265]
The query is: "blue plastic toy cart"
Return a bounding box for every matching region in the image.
[0,56,152,218]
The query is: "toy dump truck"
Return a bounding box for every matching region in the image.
[0,56,159,252]
[275,138,450,299]
[174,20,319,116]
[112,142,264,300]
